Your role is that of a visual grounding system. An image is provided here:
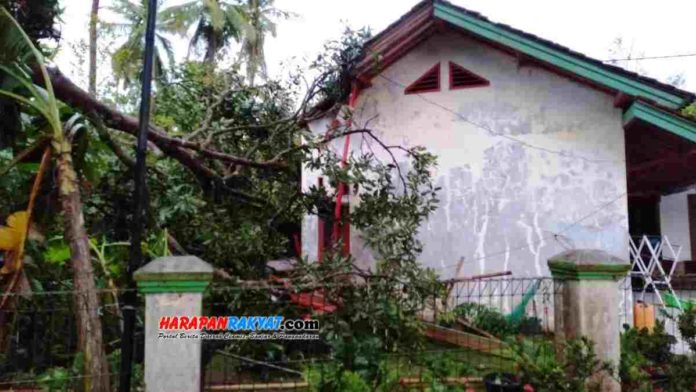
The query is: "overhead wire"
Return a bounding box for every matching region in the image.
[365,74,631,273]
[377,74,625,164]
[604,53,696,62]
[435,191,628,271]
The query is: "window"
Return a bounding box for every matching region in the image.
[404,63,440,94]
[449,61,489,89]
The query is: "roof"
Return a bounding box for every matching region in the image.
[354,0,695,111]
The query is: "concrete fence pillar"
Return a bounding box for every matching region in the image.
[548,249,630,392]
[134,256,213,392]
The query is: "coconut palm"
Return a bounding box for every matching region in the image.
[0,7,109,391]
[159,0,245,64]
[103,0,175,87]
[237,0,287,83]
[160,0,288,82]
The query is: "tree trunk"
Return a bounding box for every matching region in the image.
[56,145,109,392]
[88,0,99,96]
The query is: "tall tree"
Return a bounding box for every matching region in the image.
[0,8,109,392]
[89,0,99,96]
[159,0,245,64]
[238,0,286,84]
[160,0,287,80]
[104,0,174,87]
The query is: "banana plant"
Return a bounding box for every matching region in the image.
[0,7,110,392]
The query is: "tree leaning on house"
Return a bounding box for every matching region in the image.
[0,7,445,388]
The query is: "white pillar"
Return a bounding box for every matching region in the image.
[134,256,213,392]
[549,249,630,392]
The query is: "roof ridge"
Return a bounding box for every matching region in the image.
[357,0,695,108]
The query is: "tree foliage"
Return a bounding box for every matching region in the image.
[103,0,176,86]
[0,9,446,390]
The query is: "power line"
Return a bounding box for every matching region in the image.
[370,74,629,274]
[437,191,628,271]
[604,53,696,62]
[377,74,625,164]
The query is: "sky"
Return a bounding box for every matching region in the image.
[55,0,696,93]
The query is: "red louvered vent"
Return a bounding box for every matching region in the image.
[404,63,440,94]
[449,61,489,89]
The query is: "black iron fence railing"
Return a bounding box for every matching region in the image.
[0,288,144,390]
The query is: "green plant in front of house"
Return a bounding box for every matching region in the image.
[439,302,542,338]
[677,306,696,352]
[619,320,679,391]
[305,351,472,392]
[417,352,473,391]
[663,307,696,391]
[618,317,696,392]
[619,325,655,392]
[510,337,613,392]
[36,353,84,392]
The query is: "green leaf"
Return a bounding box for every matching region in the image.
[44,242,71,265]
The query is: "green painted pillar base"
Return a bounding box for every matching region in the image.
[134,256,213,392]
[549,250,629,392]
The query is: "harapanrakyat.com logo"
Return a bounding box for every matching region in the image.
[157,315,320,340]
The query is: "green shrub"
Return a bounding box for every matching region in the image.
[678,307,696,352]
[619,326,652,391]
[305,353,472,392]
[441,302,542,338]
[511,337,612,392]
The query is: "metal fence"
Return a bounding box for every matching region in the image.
[0,277,566,391]
[200,277,562,391]
[0,288,144,390]
[621,275,696,355]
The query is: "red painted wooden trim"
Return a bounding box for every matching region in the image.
[340,212,350,256]
[448,61,489,90]
[317,177,325,261]
[689,195,696,261]
[332,84,360,254]
[405,62,441,95]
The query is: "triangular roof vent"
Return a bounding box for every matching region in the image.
[404,63,440,94]
[449,61,489,89]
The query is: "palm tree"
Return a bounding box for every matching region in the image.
[160,0,288,82]
[88,0,99,96]
[238,0,287,84]
[159,0,245,65]
[0,8,109,391]
[103,0,175,87]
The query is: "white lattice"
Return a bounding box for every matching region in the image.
[629,235,683,310]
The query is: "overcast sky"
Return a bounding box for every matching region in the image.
[55,0,696,93]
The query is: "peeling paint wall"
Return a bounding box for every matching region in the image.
[660,187,695,261]
[304,32,629,278]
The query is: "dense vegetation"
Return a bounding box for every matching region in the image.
[2,3,693,392]
[0,2,447,390]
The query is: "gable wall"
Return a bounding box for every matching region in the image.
[304,32,629,277]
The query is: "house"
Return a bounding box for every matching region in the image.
[301,0,696,278]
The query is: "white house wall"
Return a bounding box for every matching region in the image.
[660,188,695,262]
[304,32,629,278]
